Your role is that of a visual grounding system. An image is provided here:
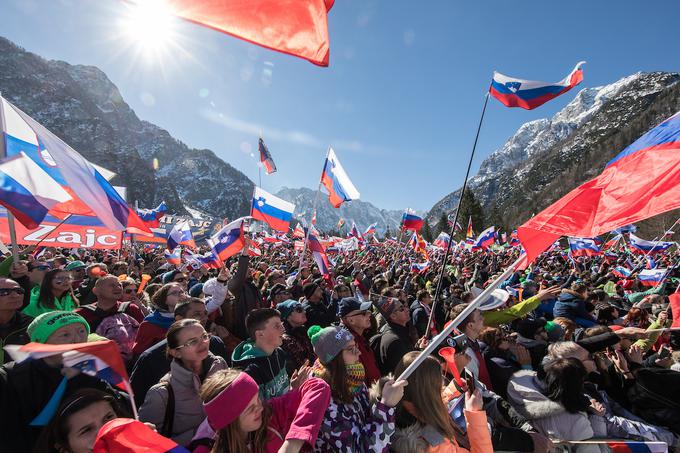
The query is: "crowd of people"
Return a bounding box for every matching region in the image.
[0,231,679,452]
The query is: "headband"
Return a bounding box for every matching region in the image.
[203,372,259,430]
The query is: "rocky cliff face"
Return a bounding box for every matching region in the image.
[0,36,254,219]
[428,72,680,228]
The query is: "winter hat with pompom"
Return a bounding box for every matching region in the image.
[307,325,354,365]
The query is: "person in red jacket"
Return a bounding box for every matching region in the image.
[76,275,145,331]
[192,369,330,453]
[132,283,187,356]
[338,297,382,385]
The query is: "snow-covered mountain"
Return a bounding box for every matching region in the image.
[275,187,403,234]
[428,71,680,227]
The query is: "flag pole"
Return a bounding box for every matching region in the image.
[299,146,331,269]
[398,254,523,381]
[425,88,491,338]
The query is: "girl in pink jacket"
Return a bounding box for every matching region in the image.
[193,369,330,453]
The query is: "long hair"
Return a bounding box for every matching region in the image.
[394,351,461,444]
[317,354,352,404]
[543,357,589,413]
[33,388,127,453]
[623,307,649,328]
[200,369,272,453]
[38,269,77,309]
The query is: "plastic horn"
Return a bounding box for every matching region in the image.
[137,274,152,294]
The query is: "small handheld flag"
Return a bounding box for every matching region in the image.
[250,187,295,232]
[167,220,195,251]
[402,209,424,231]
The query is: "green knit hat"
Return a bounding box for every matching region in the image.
[28,311,90,343]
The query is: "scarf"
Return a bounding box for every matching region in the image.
[312,359,366,395]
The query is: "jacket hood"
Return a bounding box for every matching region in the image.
[144,310,175,329]
[231,339,268,362]
[558,289,584,301]
[507,370,569,419]
[392,423,447,453]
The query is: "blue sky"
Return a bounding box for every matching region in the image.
[2,0,680,211]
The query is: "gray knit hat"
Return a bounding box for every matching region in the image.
[307,325,354,365]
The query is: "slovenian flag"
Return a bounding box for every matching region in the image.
[320,148,360,208]
[167,220,196,251]
[568,237,601,256]
[164,247,182,266]
[612,266,632,278]
[363,223,377,236]
[410,261,430,274]
[250,186,295,232]
[0,95,151,235]
[433,232,451,249]
[402,209,424,231]
[628,233,674,254]
[259,137,277,174]
[490,62,585,110]
[638,268,667,287]
[136,202,167,228]
[0,152,72,228]
[474,226,496,249]
[336,218,345,230]
[607,441,667,453]
[208,217,247,261]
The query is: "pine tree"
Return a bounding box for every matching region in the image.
[421,220,433,242]
[435,212,448,237]
[454,189,485,241]
[384,225,392,239]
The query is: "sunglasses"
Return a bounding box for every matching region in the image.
[173,277,187,283]
[168,290,186,296]
[124,288,135,294]
[348,310,370,317]
[54,277,72,284]
[0,287,25,296]
[31,265,51,271]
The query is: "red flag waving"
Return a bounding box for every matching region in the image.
[166,0,334,66]
[518,111,680,264]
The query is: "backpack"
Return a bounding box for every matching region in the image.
[85,302,140,362]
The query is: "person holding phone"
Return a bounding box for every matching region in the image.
[391,351,493,453]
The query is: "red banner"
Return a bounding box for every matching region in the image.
[0,211,122,249]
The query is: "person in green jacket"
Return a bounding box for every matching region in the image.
[482,285,562,327]
[23,268,78,318]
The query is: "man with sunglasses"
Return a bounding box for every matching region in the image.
[338,297,381,385]
[0,277,32,364]
[9,260,50,309]
[370,296,415,376]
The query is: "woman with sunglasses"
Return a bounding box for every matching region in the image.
[308,325,406,452]
[277,299,316,375]
[0,277,32,364]
[23,268,78,318]
[139,319,227,447]
[132,283,187,357]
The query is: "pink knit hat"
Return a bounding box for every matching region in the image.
[203,372,260,430]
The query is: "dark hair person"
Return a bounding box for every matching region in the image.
[34,389,127,453]
[23,269,78,317]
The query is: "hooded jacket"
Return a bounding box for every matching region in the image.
[231,339,290,401]
[138,354,227,447]
[370,322,414,376]
[553,290,596,324]
[506,369,594,441]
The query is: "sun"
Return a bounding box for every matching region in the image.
[118,0,178,61]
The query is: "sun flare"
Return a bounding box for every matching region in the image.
[118,0,178,60]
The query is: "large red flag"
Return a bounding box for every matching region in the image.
[166,0,334,66]
[517,111,680,265]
